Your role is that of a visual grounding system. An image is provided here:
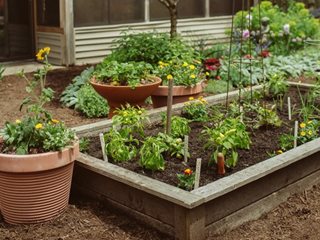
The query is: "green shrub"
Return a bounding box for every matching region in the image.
[75,84,109,118]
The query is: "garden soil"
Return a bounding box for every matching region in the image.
[1,67,320,239]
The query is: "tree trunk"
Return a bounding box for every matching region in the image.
[169,7,178,38]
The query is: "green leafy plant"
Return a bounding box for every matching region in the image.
[154,59,203,86]
[265,73,288,98]
[0,47,76,154]
[164,115,190,138]
[79,137,90,153]
[157,133,186,159]
[93,61,155,89]
[139,136,167,171]
[255,104,282,128]
[182,96,209,122]
[177,168,195,191]
[279,133,294,152]
[203,118,250,168]
[60,67,94,107]
[298,120,320,144]
[75,84,109,118]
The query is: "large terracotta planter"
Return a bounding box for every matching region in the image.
[90,76,162,118]
[0,142,79,224]
[151,81,204,108]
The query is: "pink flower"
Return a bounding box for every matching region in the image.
[242,29,250,39]
[204,58,221,71]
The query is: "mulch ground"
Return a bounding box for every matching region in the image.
[1,67,320,239]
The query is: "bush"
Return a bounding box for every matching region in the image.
[75,85,109,118]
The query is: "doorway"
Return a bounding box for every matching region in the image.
[0,0,34,62]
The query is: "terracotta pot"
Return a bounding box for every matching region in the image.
[151,81,204,108]
[0,142,79,224]
[90,76,162,118]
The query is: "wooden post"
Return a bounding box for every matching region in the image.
[166,79,173,135]
[194,158,202,189]
[217,153,225,175]
[288,97,291,121]
[294,121,298,148]
[184,135,189,163]
[99,133,108,162]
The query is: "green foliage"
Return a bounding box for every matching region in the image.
[203,118,250,168]
[79,137,90,152]
[157,133,186,159]
[279,133,295,152]
[139,135,167,171]
[165,115,190,138]
[0,64,4,80]
[108,31,197,65]
[204,80,234,95]
[177,169,195,191]
[94,60,155,89]
[104,129,138,162]
[254,104,282,128]
[182,96,209,122]
[75,84,109,118]
[153,59,203,86]
[60,67,94,107]
[0,47,76,154]
[265,73,288,98]
[298,120,320,144]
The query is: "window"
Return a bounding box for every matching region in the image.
[37,0,60,27]
[73,0,144,27]
[210,0,253,16]
[150,0,205,21]
[8,0,30,24]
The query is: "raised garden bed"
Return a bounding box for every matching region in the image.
[72,84,320,240]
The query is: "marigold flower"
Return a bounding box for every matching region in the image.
[300,122,306,128]
[184,168,192,175]
[190,74,196,79]
[43,47,51,55]
[189,65,195,70]
[51,119,59,124]
[189,97,194,101]
[35,123,43,129]
[167,74,173,80]
[36,49,44,61]
[15,119,21,124]
[138,110,142,115]
[205,72,210,76]
[182,62,188,67]
[308,130,313,136]
[300,131,306,137]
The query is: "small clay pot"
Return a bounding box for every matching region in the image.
[151,81,204,108]
[90,76,162,118]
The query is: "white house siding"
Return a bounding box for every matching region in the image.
[36,32,66,65]
[74,16,232,65]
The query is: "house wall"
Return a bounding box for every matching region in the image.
[73,16,232,65]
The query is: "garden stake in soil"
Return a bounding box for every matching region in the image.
[166,79,173,135]
[99,133,108,162]
[294,121,298,148]
[194,158,202,189]
[217,153,226,176]
[184,135,189,163]
[288,97,292,121]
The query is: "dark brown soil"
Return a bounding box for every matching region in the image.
[1,68,320,239]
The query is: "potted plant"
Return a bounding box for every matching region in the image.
[0,47,79,224]
[90,60,162,117]
[151,59,205,108]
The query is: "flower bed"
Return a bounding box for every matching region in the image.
[71,83,320,240]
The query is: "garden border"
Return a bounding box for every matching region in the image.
[72,83,320,240]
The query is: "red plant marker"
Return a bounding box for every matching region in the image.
[217,153,225,175]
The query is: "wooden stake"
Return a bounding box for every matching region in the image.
[288,97,292,121]
[240,105,243,121]
[99,133,108,162]
[194,158,202,189]
[166,79,173,135]
[184,135,189,163]
[294,121,298,148]
[217,153,225,175]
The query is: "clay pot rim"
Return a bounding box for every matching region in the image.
[0,141,80,173]
[158,80,204,89]
[90,76,162,88]
[152,80,204,97]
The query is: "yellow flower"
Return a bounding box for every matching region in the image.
[43,47,51,55]
[190,74,196,79]
[36,49,44,61]
[189,97,194,101]
[182,62,188,67]
[276,150,283,154]
[184,168,193,175]
[189,65,195,70]
[308,130,313,136]
[123,111,128,116]
[300,122,306,128]
[167,74,173,80]
[205,72,210,76]
[300,131,306,137]
[158,61,164,65]
[138,110,142,115]
[35,123,43,129]
[15,119,21,124]
[52,119,59,124]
